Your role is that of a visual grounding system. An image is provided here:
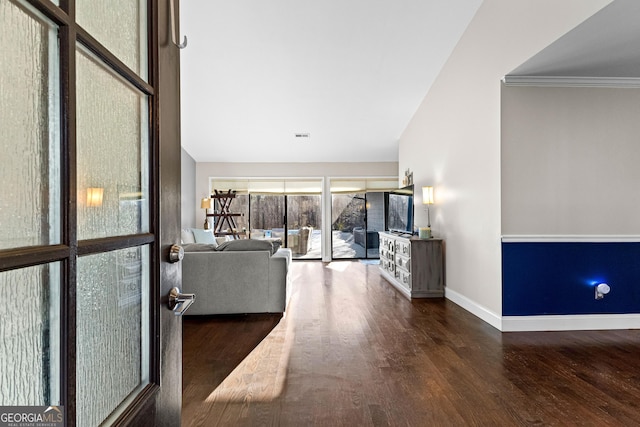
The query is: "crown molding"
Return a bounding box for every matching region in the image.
[502,75,640,88]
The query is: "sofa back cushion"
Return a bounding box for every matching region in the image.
[183,243,218,252]
[216,239,275,255]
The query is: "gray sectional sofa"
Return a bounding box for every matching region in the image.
[180,229,292,315]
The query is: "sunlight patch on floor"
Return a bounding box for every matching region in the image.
[204,295,298,404]
[326,261,350,272]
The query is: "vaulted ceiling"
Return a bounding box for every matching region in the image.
[180,1,638,164]
[508,0,640,80]
[180,0,483,163]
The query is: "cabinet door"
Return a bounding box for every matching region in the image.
[398,269,412,290]
[386,237,395,254]
[385,258,395,274]
[380,246,389,260]
[395,254,411,273]
[395,239,410,257]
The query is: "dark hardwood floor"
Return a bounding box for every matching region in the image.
[182,261,640,426]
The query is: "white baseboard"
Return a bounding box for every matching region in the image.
[501,235,640,243]
[502,314,640,332]
[445,288,640,332]
[445,288,502,331]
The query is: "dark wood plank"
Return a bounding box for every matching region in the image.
[182,261,640,426]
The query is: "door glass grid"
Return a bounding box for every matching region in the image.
[0,0,154,423]
[0,263,60,406]
[76,46,149,241]
[76,245,150,426]
[0,0,60,250]
[76,0,148,80]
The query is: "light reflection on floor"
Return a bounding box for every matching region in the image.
[325,261,350,272]
[297,230,380,259]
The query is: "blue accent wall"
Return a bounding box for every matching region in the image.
[502,242,640,316]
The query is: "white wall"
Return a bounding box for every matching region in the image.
[502,86,640,236]
[398,0,611,327]
[181,148,197,229]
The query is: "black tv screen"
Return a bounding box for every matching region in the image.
[387,186,414,234]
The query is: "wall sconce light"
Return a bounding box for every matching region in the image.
[201,197,213,230]
[87,187,104,207]
[595,283,610,300]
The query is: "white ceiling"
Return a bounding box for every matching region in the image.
[508,0,640,79]
[180,0,482,163]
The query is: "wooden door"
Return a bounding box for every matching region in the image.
[0,0,182,424]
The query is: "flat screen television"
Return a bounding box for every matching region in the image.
[387,185,414,235]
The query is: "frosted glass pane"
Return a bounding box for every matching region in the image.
[0,263,60,406]
[0,0,60,250]
[76,48,150,240]
[76,0,147,80]
[77,246,149,426]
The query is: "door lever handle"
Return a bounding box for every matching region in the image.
[168,287,195,316]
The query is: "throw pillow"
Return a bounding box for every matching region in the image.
[270,238,282,253]
[183,243,218,252]
[181,229,196,244]
[216,239,275,255]
[191,228,217,246]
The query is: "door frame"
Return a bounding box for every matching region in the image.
[107,0,184,424]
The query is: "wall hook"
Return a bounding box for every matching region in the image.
[170,0,187,49]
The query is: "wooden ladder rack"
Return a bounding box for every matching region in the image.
[207,189,243,239]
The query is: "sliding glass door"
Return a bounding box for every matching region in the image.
[331,193,366,259]
[330,178,397,260]
[331,192,384,259]
[208,177,397,260]
[364,192,385,258]
[211,178,323,259]
[248,194,321,259]
[286,195,321,259]
[249,194,285,240]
